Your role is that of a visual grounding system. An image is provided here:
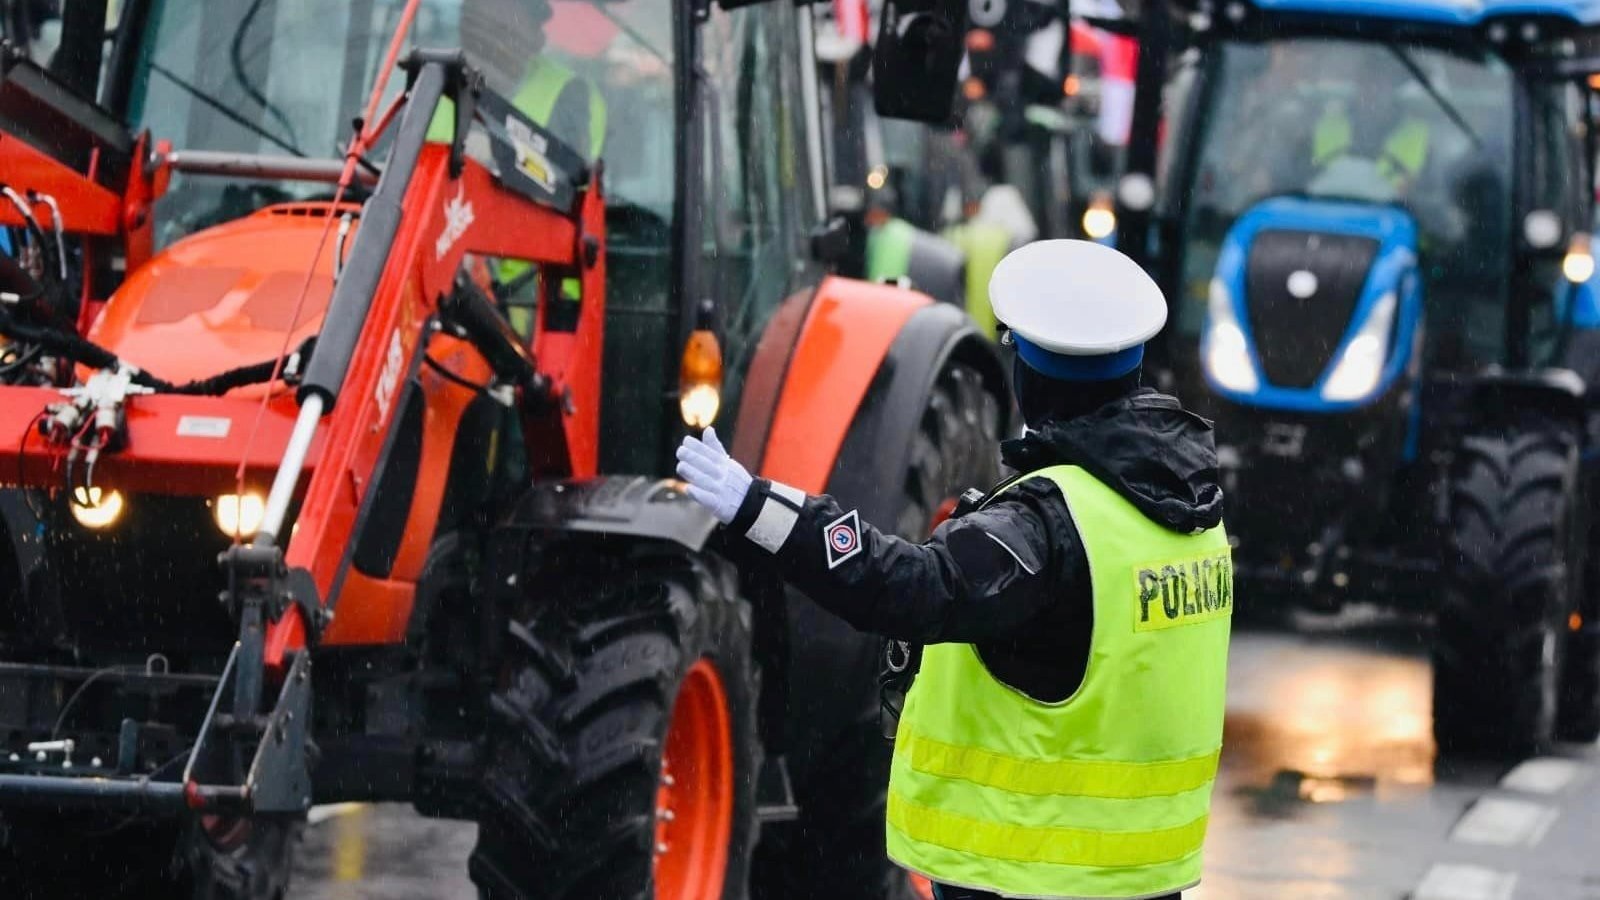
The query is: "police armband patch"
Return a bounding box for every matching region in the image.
[825,509,863,569]
[1133,551,1233,632]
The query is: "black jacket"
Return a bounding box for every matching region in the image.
[723,388,1225,701]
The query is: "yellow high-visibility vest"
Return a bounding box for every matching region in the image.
[1312,106,1429,187]
[887,465,1233,898]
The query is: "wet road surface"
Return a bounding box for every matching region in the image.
[291,613,1600,900]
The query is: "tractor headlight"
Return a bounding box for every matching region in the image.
[1563,233,1594,283]
[679,305,724,430]
[1203,279,1259,392]
[1320,292,1396,402]
[1082,194,1116,240]
[214,492,266,539]
[70,487,124,530]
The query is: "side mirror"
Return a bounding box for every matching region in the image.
[810,215,854,265]
[872,0,966,123]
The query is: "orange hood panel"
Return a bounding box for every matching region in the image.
[91,204,355,385]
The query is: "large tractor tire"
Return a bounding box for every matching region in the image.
[0,813,298,900]
[753,363,1003,900]
[1434,420,1581,757]
[470,542,759,900]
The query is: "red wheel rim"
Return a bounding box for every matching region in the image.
[653,658,733,899]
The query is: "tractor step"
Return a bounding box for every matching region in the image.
[755,754,799,823]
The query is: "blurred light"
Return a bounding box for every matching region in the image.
[1590,73,1600,90]
[71,487,124,529]
[1082,199,1116,240]
[1204,280,1259,392]
[1563,233,1594,283]
[1117,173,1155,212]
[679,327,723,430]
[966,28,994,52]
[962,77,987,101]
[1062,74,1081,97]
[1322,292,1396,402]
[1522,21,1540,41]
[1572,612,1584,631]
[214,492,265,538]
[1525,209,1563,249]
[866,165,889,191]
[680,384,721,430]
[1488,22,1508,42]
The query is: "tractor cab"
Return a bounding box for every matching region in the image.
[1166,7,1586,386]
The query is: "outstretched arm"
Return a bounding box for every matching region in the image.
[677,429,1063,644]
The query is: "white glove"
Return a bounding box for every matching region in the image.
[675,427,753,525]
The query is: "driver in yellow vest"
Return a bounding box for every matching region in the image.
[428,0,606,328]
[429,0,606,160]
[1310,95,1430,193]
[676,241,1232,900]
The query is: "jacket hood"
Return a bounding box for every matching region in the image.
[1001,388,1224,534]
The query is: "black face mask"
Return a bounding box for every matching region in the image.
[1012,354,1142,429]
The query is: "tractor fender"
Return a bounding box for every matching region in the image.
[742,276,1007,497]
[749,276,928,493]
[826,302,1009,527]
[1468,368,1586,424]
[503,475,717,550]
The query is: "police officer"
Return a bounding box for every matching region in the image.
[676,240,1232,900]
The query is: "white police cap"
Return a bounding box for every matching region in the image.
[989,239,1167,380]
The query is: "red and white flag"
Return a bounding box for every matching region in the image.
[834,0,871,43]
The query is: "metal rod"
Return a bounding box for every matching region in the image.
[298,62,446,408]
[0,774,186,811]
[256,393,323,546]
[164,151,377,186]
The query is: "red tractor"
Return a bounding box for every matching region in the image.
[0,1,1007,897]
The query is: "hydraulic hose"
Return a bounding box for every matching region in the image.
[298,62,446,410]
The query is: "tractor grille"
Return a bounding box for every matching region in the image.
[1245,230,1379,389]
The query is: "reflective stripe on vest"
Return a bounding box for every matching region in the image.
[886,465,1232,899]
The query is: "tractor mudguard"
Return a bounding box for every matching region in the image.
[1468,368,1586,424]
[747,276,927,493]
[503,475,717,551]
[827,301,1009,528]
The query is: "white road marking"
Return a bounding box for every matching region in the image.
[1449,796,1559,847]
[1498,757,1585,795]
[1412,863,1518,900]
[307,802,366,826]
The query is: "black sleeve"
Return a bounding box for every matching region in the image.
[720,477,1079,644]
[546,79,595,159]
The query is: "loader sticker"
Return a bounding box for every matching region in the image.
[1134,552,1233,632]
[505,116,557,193]
[434,184,475,262]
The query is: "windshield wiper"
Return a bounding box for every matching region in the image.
[587,2,672,71]
[148,61,307,158]
[1386,43,1483,149]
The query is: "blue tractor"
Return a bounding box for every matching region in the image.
[1095,0,1600,756]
